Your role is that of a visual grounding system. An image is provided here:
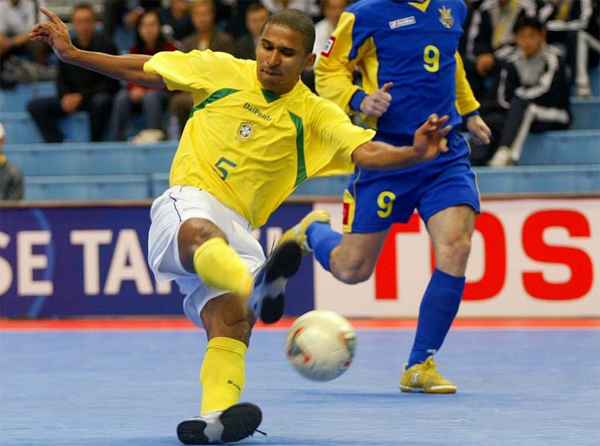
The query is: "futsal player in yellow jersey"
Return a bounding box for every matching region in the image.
[32,8,452,444]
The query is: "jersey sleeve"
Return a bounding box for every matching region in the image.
[305,97,376,178]
[143,50,242,93]
[454,51,480,116]
[314,11,364,115]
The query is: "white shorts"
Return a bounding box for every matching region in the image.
[148,186,265,328]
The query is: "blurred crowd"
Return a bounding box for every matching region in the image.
[0,0,598,162]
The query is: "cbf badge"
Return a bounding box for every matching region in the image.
[237,122,254,140]
[439,6,454,29]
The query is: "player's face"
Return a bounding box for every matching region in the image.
[256,24,316,95]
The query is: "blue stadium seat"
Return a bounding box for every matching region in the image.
[5,141,177,175]
[520,130,600,165]
[570,97,600,130]
[291,165,600,197]
[0,111,91,143]
[24,175,151,201]
[0,81,57,112]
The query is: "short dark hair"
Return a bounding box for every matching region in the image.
[262,9,315,54]
[513,15,544,34]
[72,3,95,17]
[246,2,269,16]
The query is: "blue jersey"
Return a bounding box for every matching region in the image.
[316,0,478,143]
[315,0,481,232]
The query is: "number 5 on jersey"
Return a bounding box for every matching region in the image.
[215,157,237,180]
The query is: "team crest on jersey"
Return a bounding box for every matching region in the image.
[237,122,254,140]
[438,6,454,28]
[321,36,336,58]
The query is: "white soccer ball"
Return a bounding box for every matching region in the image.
[285,310,356,382]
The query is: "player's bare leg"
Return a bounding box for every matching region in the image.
[328,231,389,284]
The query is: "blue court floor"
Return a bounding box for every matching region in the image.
[1,327,599,445]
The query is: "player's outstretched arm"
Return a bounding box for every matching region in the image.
[352,114,452,170]
[29,7,163,87]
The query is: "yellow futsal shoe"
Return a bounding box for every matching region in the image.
[278,210,331,255]
[399,356,457,394]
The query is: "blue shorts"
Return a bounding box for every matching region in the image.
[342,131,480,233]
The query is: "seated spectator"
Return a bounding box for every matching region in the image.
[27,3,120,143]
[468,0,537,102]
[479,16,571,167]
[110,9,178,142]
[259,0,321,22]
[102,0,163,41]
[0,122,24,201]
[159,0,196,44]
[168,0,236,137]
[302,0,347,92]
[234,2,269,60]
[538,0,600,97]
[0,0,48,65]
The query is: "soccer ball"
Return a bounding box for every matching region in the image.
[285,310,356,382]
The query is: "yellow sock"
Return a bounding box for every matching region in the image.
[193,238,252,298]
[200,337,247,415]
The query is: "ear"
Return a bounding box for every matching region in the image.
[305,52,317,70]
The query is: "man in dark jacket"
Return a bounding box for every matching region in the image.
[487,15,571,166]
[27,3,119,142]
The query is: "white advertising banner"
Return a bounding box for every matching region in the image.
[314,198,600,317]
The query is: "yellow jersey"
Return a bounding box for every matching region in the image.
[144,50,375,228]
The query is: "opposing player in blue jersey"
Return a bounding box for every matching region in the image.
[281,0,492,393]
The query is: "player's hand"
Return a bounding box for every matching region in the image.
[467,114,492,145]
[29,7,76,62]
[412,114,452,161]
[360,82,393,117]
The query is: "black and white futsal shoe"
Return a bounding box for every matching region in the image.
[177,402,263,445]
[248,241,302,324]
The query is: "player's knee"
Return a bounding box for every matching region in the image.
[436,236,472,273]
[178,219,227,272]
[335,258,374,284]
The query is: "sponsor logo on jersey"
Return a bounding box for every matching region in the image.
[321,35,336,57]
[439,6,454,28]
[237,122,254,140]
[243,102,272,121]
[389,16,416,29]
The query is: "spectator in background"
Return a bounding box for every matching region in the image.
[27,3,120,143]
[468,0,537,101]
[538,0,600,97]
[259,0,321,21]
[0,0,48,64]
[234,2,269,60]
[159,0,195,43]
[301,0,348,92]
[313,0,347,60]
[168,0,236,137]
[0,123,24,201]
[483,16,570,167]
[102,0,163,41]
[110,9,178,142]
